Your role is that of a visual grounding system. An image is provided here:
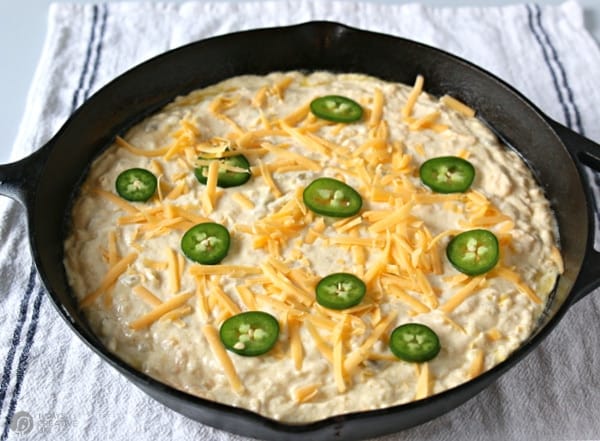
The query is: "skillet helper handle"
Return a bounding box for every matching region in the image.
[549,120,600,303]
[0,143,52,208]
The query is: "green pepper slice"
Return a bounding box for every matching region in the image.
[115,168,157,202]
[446,229,499,275]
[181,223,230,265]
[389,323,441,363]
[419,156,475,193]
[316,273,366,310]
[219,311,280,356]
[194,155,251,188]
[303,177,362,217]
[310,95,363,123]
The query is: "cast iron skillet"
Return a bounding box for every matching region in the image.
[0,22,599,441]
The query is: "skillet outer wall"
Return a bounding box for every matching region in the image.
[28,22,589,440]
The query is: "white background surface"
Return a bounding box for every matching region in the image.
[0,0,599,164]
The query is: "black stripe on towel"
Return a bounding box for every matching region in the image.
[0,267,37,414]
[84,4,108,101]
[1,4,110,438]
[70,5,99,113]
[0,286,44,441]
[533,4,584,135]
[529,5,598,231]
[526,3,573,129]
[536,4,599,234]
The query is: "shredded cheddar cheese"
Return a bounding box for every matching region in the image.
[468,349,485,378]
[133,285,162,307]
[441,95,476,117]
[333,314,348,393]
[231,192,255,210]
[288,315,304,371]
[129,292,193,330]
[441,277,486,313]
[115,135,171,157]
[189,264,262,277]
[369,88,384,128]
[65,71,563,421]
[202,324,245,393]
[202,160,220,214]
[252,85,269,108]
[292,383,320,404]
[304,321,333,363]
[160,305,193,322]
[409,111,441,131]
[257,159,282,198]
[402,74,424,118]
[344,311,398,375]
[93,189,139,214]
[80,253,138,307]
[167,248,181,293]
[208,280,241,317]
[273,76,294,100]
[493,267,542,304]
[107,230,119,266]
[414,362,431,400]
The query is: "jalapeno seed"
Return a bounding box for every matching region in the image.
[446,229,499,275]
[419,156,475,193]
[389,323,441,363]
[181,223,230,265]
[115,168,157,202]
[303,177,362,217]
[316,273,366,310]
[310,95,363,123]
[219,311,280,356]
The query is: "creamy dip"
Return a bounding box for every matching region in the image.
[64,71,563,422]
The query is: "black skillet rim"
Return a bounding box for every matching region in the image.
[30,20,594,437]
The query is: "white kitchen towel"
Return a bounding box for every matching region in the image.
[1,1,599,440]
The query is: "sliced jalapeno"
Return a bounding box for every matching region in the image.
[310,95,363,123]
[181,223,230,265]
[194,155,251,188]
[446,229,499,275]
[390,323,441,363]
[316,273,366,310]
[219,311,280,356]
[419,156,475,193]
[115,168,157,202]
[303,177,362,217]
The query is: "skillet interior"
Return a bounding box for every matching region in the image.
[29,22,588,440]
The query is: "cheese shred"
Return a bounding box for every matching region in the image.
[80,253,138,307]
[202,324,245,393]
[129,292,193,330]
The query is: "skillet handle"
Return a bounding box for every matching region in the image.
[0,143,52,208]
[548,120,600,303]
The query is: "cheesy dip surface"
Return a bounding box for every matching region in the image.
[64,71,564,422]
